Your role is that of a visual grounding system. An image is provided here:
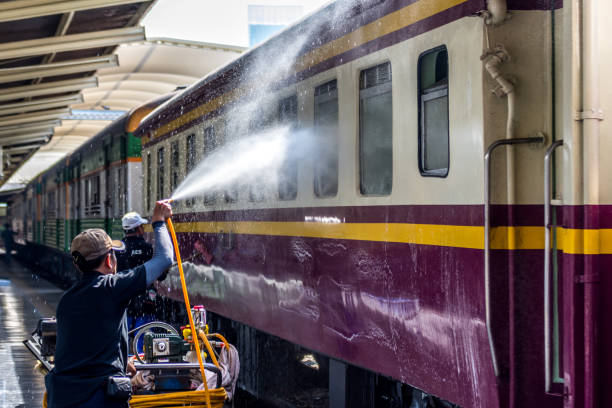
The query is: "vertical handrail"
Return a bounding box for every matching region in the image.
[484,136,544,377]
[544,140,563,393]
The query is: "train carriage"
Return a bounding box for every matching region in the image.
[7,0,612,406]
[133,0,611,407]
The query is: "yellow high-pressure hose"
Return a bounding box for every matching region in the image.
[130,218,227,408]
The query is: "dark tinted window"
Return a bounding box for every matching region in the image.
[314,80,339,198]
[185,134,196,207]
[171,141,179,193]
[157,147,165,200]
[359,62,392,195]
[85,175,101,216]
[203,126,216,205]
[278,94,298,200]
[146,152,151,211]
[248,118,266,202]
[419,46,449,176]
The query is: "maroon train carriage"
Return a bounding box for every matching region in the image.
[134,0,612,407]
[6,0,611,407]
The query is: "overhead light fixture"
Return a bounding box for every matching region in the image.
[0,26,145,60]
[0,120,60,136]
[0,108,69,127]
[0,55,118,84]
[65,109,125,121]
[0,94,83,116]
[1,133,52,146]
[0,77,97,102]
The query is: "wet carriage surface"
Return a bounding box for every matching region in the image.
[0,254,299,408]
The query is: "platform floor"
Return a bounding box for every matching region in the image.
[0,253,63,408]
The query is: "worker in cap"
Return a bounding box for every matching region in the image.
[117,212,152,271]
[116,211,157,342]
[45,200,174,408]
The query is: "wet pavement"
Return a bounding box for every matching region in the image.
[0,254,63,408]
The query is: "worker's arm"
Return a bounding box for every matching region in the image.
[144,200,174,286]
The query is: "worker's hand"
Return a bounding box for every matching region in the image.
[152,200,172,223]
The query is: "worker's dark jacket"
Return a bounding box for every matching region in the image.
[117,235,153,271]
[116,235,156,316]
[45,265,147,408]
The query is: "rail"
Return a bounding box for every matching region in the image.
[544,140,563,393]
[484,136,544,377]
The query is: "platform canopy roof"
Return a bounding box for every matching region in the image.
[0,1,245,194]
[0,0,159,186]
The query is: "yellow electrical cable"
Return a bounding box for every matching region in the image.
[131,389,226,408]
[198,329,220,368]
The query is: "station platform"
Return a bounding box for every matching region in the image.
[0,253,63,408]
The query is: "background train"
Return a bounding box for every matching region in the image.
[7,0,612,407]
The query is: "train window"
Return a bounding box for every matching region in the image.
[185,134,196,207]
[146,152,152,211]
[247,117,266,202]
[171,141,180,194]
[203,126,216,205]
[418,46,449,177]
[278,94,298,200]
[220,128,238,204]
[359,61,393,195]
[84,175,101,217]
[113,168,119,217]
[46,190,56,218]
[314,79,339,198]
[116,167,125,216]
[157,147,165,200]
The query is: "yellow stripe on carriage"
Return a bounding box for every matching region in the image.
[173,220,484,249]
[151,221,612,255]
[294,0,468,72]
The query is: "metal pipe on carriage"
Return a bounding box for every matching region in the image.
[483,45,516,205]
[486,0,508,26]
[581,0,601,406]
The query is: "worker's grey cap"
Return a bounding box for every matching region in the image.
[70,228,125,261]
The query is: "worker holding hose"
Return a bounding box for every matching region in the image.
[45,200,174,408]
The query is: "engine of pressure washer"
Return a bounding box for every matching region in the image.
[143,332,191,363]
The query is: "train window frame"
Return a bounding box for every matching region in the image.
[45,189,57,218]
[114,166,125,217]
[418,45,449,178]
[247,114,268,203]
[146,151,152,211]
[84,174,101,217]
[359,61,393,196]
[157,147,165,201]
[171,140,180,195]
[185,134,196,207]
[314,79,339,198]
[203,125,216,205]
[278,94,299,201]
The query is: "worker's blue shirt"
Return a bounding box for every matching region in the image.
[45,265,147,408]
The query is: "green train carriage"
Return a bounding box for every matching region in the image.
[13,114,145,285]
